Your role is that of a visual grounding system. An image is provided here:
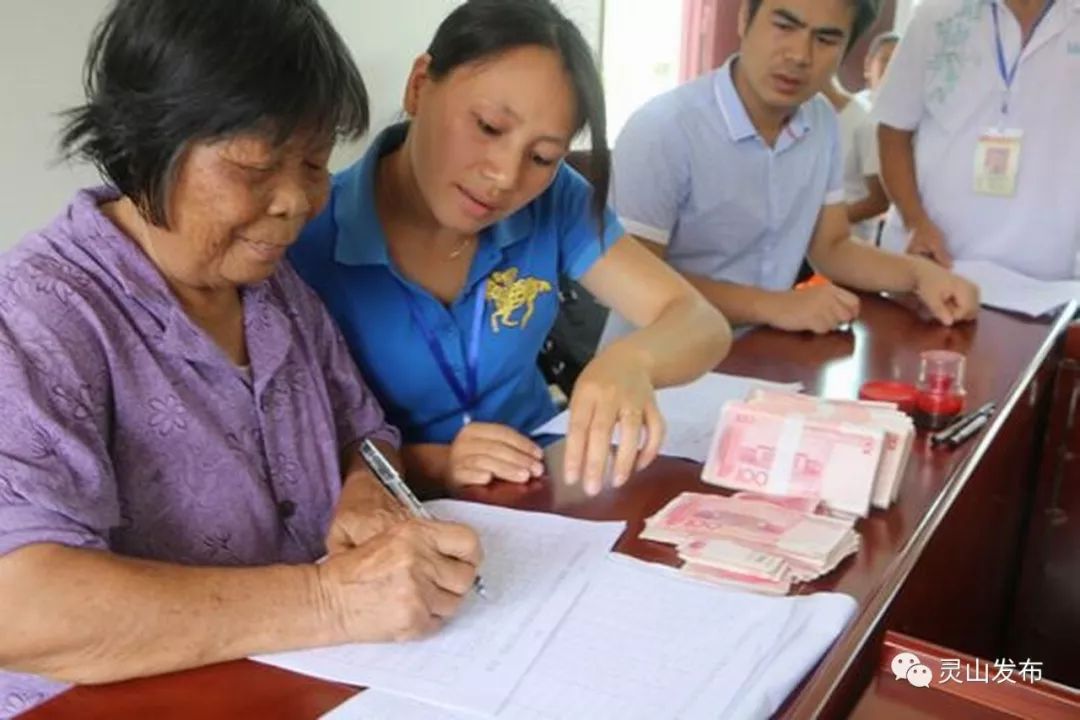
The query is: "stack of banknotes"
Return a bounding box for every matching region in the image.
[700,389,915,517]
[641,491,859,595]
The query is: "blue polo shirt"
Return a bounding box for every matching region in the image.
[289,124,624,444]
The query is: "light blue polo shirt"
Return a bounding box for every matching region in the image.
[601,56,845,342]
[289,124,623,444]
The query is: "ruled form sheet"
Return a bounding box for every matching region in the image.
[322,554,856,720]
[255,501,625,717]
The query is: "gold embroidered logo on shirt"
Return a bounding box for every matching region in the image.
[485,268,552,332]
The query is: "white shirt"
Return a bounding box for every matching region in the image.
[874,0,1080,280]
[600,57,845,345]
[837,91,882,242]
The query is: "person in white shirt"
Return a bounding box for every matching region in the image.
[876,0,1080,280]
[823,80,880,242]
[862,30,899,94]
[823,31,900,243]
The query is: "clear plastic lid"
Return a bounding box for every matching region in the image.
[917,350,966,398]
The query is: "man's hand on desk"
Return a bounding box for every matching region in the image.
[910,257,980,326]
[316,519,482,643]
[761,284,861,335]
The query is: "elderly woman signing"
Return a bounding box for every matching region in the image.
[0,1,480,715]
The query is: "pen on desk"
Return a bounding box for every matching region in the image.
[930,402,996,446]
[945,410,994,449]
[358,439,489,599]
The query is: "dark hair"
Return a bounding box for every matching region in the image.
[747,0,882,54]
[867,31,901,61]
[61,0,369,227]
[426,0,609,229]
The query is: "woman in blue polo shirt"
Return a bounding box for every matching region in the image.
[290,0,730,496]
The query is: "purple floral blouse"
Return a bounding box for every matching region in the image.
[0,188,399,716]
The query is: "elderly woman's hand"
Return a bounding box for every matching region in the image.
[326,465,410,555]
[317,519,482,642]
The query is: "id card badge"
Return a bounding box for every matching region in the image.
[973,129,1023,197]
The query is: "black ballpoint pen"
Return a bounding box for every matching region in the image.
[358,439,489,599]
[945,412,992,449]
[930,402,996,446]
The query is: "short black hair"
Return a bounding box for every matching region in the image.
[61,0,369,227]
[746,0,882,54]
[426,0,609,230]
[867,31,901,61]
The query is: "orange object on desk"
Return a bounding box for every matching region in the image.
[795,273,832,290]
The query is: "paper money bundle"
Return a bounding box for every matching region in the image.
[642,492,860,595]
[700,390,915,517]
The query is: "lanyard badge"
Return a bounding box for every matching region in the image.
[404,282,487,428]
[973,129,1023,197]
[974,1,1054,197]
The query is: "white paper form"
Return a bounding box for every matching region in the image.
[711,590,858,718]
[255,501,625,717]
[954,260,1080,318]
[532,372,803,463]
[323,554,856,720]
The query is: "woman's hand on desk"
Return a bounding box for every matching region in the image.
[446,423,544,487]
[564,347,665,496]
[317,520,482,643]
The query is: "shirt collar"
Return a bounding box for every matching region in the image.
[714,56,812,145]
[987,0,1080,21]
[74,187,273,307]
[331,122,535,268]
[988,0,1078,59]
[70,187,279,367]
[74,187,177,310]
[987,0,1075,6]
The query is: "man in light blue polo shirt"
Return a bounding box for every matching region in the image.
[602,0,979,342]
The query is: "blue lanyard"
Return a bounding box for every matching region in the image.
[403,282,487,426]
[991,0,1055,116]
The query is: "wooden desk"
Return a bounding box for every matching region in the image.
[1006,321,1080,689]
[850,631,1080,719]
[23,297,1077,720]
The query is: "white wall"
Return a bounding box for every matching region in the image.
[321,0,461,170]
[602,0,682,142]
[0,0,114,247]
[0,0,601,248]
[894,0,922,33]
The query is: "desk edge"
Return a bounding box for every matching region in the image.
[787,301,1079,719]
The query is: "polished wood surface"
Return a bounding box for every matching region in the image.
[1006,321,1080,689]
[850,631,1080,719]
[23,662,356,720]
[23,297,1075,720]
